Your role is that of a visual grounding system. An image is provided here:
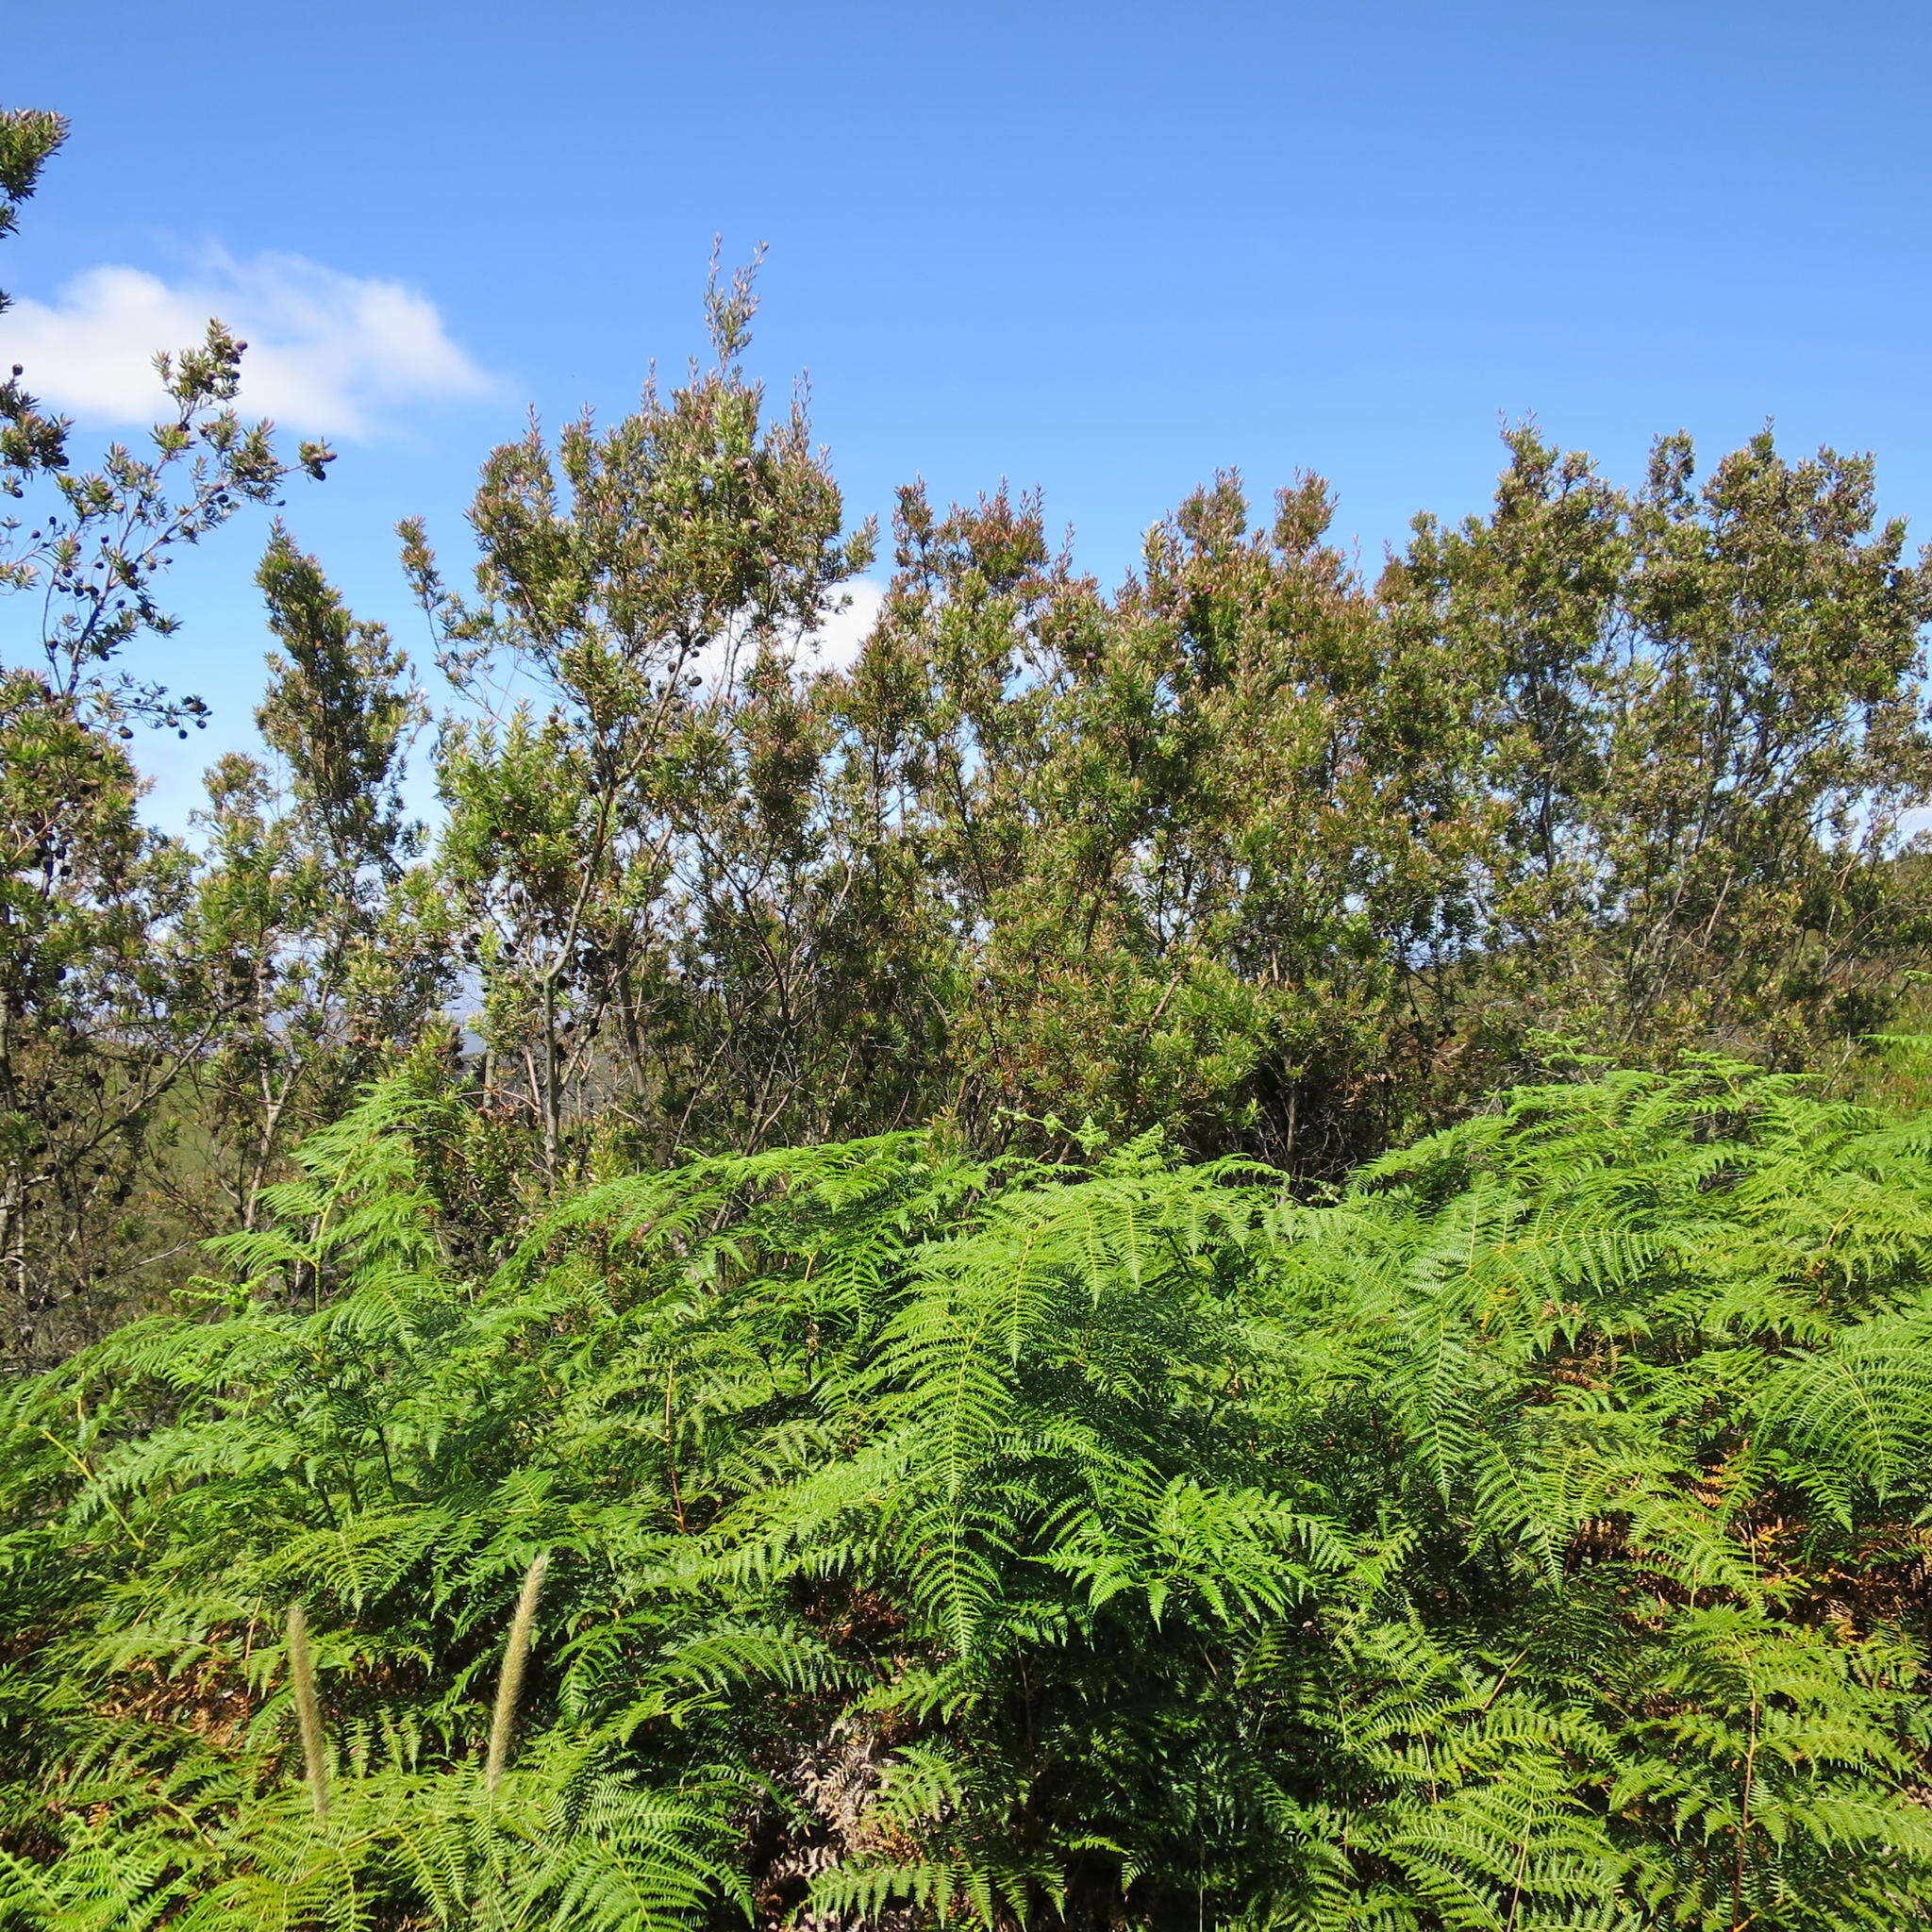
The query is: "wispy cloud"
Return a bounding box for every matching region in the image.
[0,249,496,438]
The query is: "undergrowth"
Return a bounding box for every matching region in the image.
[5,1062,1932,1929]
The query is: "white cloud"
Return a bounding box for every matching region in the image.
[0,249,495,438]
[807,578,887,673]
[684,580,888,694]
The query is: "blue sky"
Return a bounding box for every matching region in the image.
[7,0,1931,823]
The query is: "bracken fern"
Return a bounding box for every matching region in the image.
[5,1062,1932,1927]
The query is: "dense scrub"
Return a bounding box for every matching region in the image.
[7,1061,1932,1929]
[8,102,1932,1358]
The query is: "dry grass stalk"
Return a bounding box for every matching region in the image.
[286,1601,328,1818]
[484,1552,549,1795]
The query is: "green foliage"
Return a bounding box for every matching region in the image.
[409,250,876,1177]
[408,411,1932,1187]
[0,104,340,1356]
[0,109,67,297]
[0,669,211,1350]
[7,1063,1932,1928]
[7,108,1932,1925]
[10,98,1932,1357]
[176,531,451,1236]
[0,108,69,489]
